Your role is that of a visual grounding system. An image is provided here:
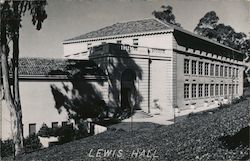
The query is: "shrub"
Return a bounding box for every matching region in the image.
[24,134,42,153]
[1,139,14,157]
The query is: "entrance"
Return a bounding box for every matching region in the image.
[121,69,136,111]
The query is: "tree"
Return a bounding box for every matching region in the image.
[194,11,249,52]
[152,5,181,27]
[0,0,47,156]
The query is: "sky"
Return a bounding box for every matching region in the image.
[19,0,249,58]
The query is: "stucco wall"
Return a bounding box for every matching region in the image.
[63,32,173,58]
[2,79,108,140]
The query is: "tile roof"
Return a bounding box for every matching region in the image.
[15,57,106,78]
[64,19,171,42]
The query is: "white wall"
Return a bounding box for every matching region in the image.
[63,33,173,58]
[2,80,108,140]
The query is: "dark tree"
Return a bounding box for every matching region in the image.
[152,5,181,27]
[0,0,47,156]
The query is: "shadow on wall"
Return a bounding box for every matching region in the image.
[49,60,107,125]
[50,46,144,125]
[90,44,143,119]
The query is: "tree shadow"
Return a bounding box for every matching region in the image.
[50,43,144,126]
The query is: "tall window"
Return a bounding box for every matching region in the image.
[192,60,197,75]
[184,59,190,74]
[215,84,219,96]
[205,63,209,75]
[229,67,232,77]
[133,38,139,46]
[236,84,238,94]
[224,84,228,95]
[29,123,36,135]
[184,84,189,99]
[198,84,203,97]
[232,84,235,94]
[205,84,209,97]
[220,66,223,77]
[192,84,197,98]
[210,84,214,96]
[215,65,219,76]
[198,62,203,75]
[220,84,223,95]
[232,68,235,77]
[210,64,214,76]
[52,122,58,129]
[229,84,232,94]
[225,66,228,77]
[236,68,239,78]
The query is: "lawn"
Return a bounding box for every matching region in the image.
[6,97,250,161]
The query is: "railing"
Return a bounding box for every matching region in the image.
[91,43,168,57]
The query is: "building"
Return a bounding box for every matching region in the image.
[2,58,108,140]
[63,18,245,118]
[2,18,246,140]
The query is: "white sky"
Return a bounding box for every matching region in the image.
[19,0,249,58]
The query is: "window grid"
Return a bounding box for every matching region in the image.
[215,65,219,76]
[210,64,214,76]
[205,84,209,97]
[192,84,197,98]
[184,59,190,74]
[220,84,223,95]
[192,60,197,75]
[220,66,223,77]
[198,84,203,97]
[205,63,209,75]
[184,84,190,99]
[215,84,219,96]
[198,62,203,75]
[210,84,214,96]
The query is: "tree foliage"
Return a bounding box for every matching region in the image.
[0,0,47,156]
[152,5,181,27]
[194,11,249,53]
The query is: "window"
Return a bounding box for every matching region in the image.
[225,66,228,77]
[52,122,58,129]
[62,121,68,126]
[236,84,238,94]
[29,123,36,135]
[215,84,219,96]
[192,60,197,75]
[192,84,197,98]
[236,68,239,78]
[87,43,92,49]
[205,63,209,75]
[232,84,235,94]
[224,84,228,95]
[205,84,209,97]
[210,84,214,96]
[184,84,190,99]
[229,84,232,94]
[116,40,122,44]
[198,84,203,97]
[220,66,223,77]
[133,38,138,46]
[210,64,214,76]
[229,67,232,77]
[184,59,190,74]
[220,84,223,95]
[198,62,203,75]
[232,68,235,77]
[215,65,219,76]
